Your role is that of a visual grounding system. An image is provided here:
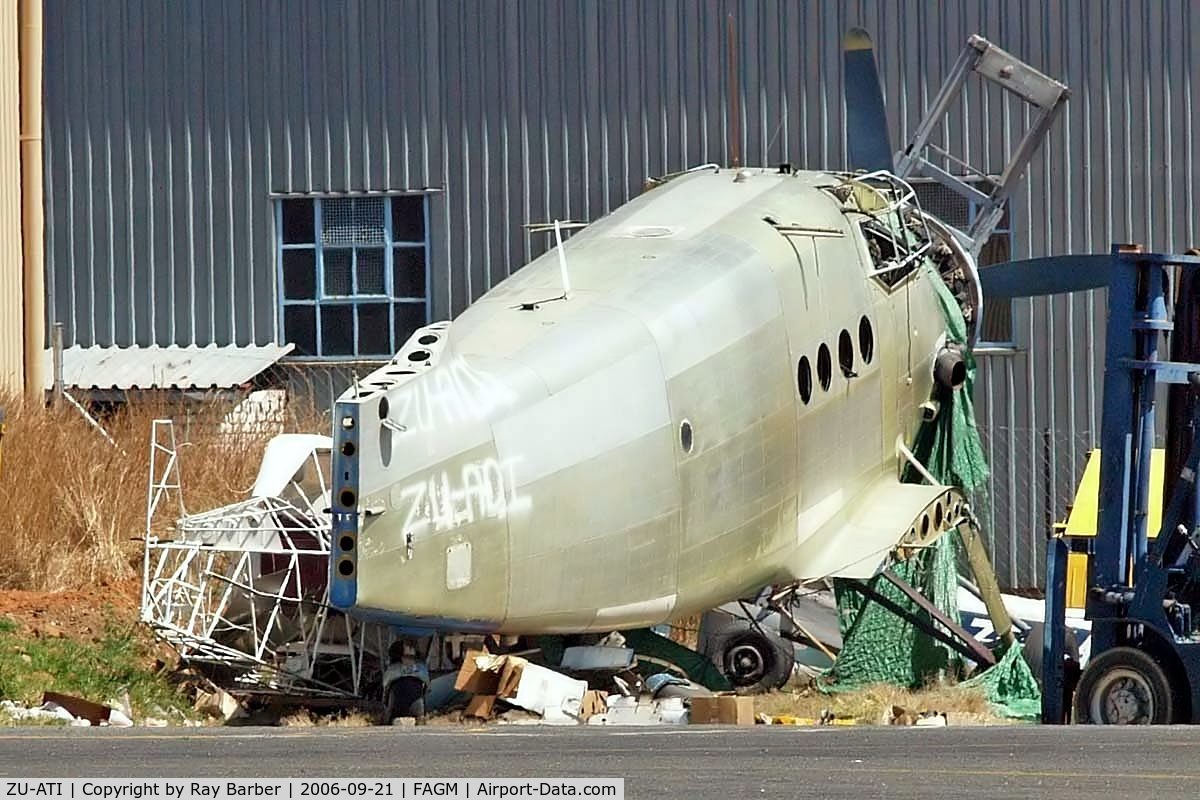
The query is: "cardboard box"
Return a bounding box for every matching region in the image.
[454,650,504,694]
[578,690,608,722]
[498,656,588,717]
[690,694,755,726]
[464,694,497,720]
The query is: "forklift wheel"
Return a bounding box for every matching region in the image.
[1073,647,1173,725]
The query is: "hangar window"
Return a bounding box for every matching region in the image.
[277,194,431,358]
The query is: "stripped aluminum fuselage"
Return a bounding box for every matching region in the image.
[330,168,968,634]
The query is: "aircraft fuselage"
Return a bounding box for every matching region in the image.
[329,168,966,634]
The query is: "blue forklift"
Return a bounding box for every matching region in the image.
[986,245,1200,723]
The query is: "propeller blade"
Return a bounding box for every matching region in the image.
[979,255,1114,300]
[843,28,894,172]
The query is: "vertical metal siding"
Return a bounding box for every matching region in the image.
[40,0,1200,585]
[0,2,20,396]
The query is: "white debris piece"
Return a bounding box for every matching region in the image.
[501,660,588,720]
[105,709,134,728]
[0,700,77,724]
[194,687,244,721]
[586,694,689,726]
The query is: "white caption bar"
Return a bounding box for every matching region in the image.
[0,781,623,800]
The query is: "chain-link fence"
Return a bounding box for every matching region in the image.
[973,425,1096,590]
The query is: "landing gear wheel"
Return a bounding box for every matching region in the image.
[384,676,426,723]
[716,630,793,691]
[1073,646,1173,725]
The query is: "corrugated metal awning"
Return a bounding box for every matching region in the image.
[42,344,294,391]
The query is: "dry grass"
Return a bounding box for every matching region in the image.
[754,681,1013,726]
[277,708,375,727]
[0,393,327,592]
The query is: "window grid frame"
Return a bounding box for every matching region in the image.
[276,194,432,360]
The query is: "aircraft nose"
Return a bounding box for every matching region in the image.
[327,349,545,614]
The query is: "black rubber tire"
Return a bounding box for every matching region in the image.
[1073,646,1174,725]
[1021,622,1080,689]
[710,626,794,691]
[383,676,426,722]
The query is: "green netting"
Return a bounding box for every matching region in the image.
[824,263,1041,719]
[960,638,1043,720]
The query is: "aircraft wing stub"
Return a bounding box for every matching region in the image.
[790,478,968,581]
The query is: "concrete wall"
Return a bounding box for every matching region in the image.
[40,0,1200,585]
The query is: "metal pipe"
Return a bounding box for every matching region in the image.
[725,14,740,168]
[18,0,43,401]
[50,321,62,406]
[1132,263,1166,572]
[934,347,967,390]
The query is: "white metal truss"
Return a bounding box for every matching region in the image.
[840,170,935,282]
[892,34,1069,257]
[141,421,393,699]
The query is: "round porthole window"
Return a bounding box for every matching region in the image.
[817,344,832,391]
[797,357,813,404]
[838,329,855,376]
[859,315,875,364]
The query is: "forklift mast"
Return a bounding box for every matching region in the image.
[983,246,1200,724]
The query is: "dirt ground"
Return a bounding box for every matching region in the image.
[0,579,140,642]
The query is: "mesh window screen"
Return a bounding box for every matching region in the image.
[356,248,386,294]
[912,181,971,228]
[323,249,353,295]
[322,197,385,246]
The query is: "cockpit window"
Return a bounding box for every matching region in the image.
[861,218,916,287]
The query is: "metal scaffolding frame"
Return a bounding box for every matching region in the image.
[140,421,393,699]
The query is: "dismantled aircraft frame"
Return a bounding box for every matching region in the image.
[141,421,392,698]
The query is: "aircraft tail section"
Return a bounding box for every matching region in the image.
[790,477,966,580]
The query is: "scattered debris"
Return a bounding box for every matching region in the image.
[587,694,688,726]
[560,646,636,671]
[43,691,112,726]
[193,687,245,721]
[645,672,713,700]
[576,690,608,722]
[0,693,144,727]
[754,709,858,726]
[464,694,496,720]
[0,699,75,724]
[454,650,587,724]
[450,649,708,726]
[884,705,949,727]
[106,709,134,728]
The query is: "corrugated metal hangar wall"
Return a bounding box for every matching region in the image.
[40,0,1200,586]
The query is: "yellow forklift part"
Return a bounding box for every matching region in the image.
[1061,448,1165,608]
[1064,449,1164,538]
[1066,553,1089,608]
